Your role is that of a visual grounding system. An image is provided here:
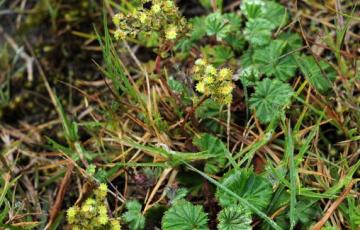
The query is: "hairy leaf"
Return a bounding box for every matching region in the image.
[122,200,146,230]
[244,18,275,46]
[162,200,209,230]
[215,169,273,211]
[298,55,336,93]
[249,78,294,124]
[205,12,232,41]
[217,205,252,230]
[193,133,228,174]
[253,40,297,81]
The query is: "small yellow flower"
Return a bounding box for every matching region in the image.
[98,205,107,215]
[196,81,206,93]
[195,58,206,66]
[97,214,109,225]
[165,25,178,40]
[193,65,201,74]
[205,65,217,75]
[112,13,123,25]
[151,4,161,13]
[219,68,232,80]
[139,12,147,23]
[219,83,234,95]
[95,183,108,200]
[204,76,214,84]
[114,29,126,40]
[110,219,121,230]
[67,206,78,224]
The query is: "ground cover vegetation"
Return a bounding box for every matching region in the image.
[0,0,359,229]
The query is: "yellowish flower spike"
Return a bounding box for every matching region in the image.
[112,0,188,43]
[66,183,118,229]
[193,59,234,104]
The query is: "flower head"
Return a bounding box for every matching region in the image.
[196,81,206,93]
[139,12,148,24]
[95,183,108,200]
[151,3,161,13]
[219,68,232,80]
[205,65,217,76]
[114,29,126,40]
[67,206,79,224]
[165,25,178,40]
[112,13,123,25]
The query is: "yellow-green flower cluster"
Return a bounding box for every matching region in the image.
[112,0,188,43]
[193,59,234,104]
[67,183,121,230]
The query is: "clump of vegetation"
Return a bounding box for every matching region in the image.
[67,184,121,229]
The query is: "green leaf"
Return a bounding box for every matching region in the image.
[202,45,234,67]
[278,32,303,51]
[347,198,360,229]
[215,169,273,211]
[122,200,146,230]
[297,56,336,93]
[239,66,261,87]
[244,18,275,46]
[249,78,294,124]
[253,40,297,81]
[165,187,188,204]
[195,99,226,133]
[190,17,207,41]
[162,200,209,230]
[240,0,265,19]
[217,205,252,230]
[261,1,288,28]
[205,12,232,41]
[193,134,228,174]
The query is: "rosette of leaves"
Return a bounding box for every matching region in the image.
[193,133,228,174]
[249,78,294,124]
[217,205,252,230]
[253,40,297,81]
[122,200,146,230]
[215,169,273,211]
[161,200,209,230]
